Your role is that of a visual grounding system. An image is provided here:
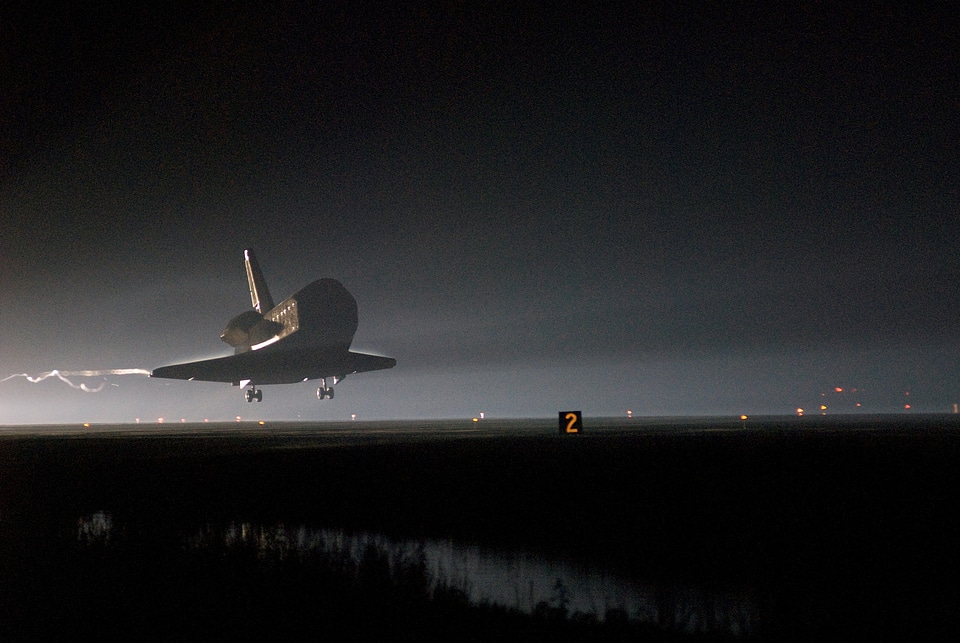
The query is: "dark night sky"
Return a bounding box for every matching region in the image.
[2,2,958,423]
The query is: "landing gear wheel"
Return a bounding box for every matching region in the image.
[317,386,334,400]
[245,388,262,402]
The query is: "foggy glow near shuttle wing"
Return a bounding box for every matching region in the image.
[1,368,152,392]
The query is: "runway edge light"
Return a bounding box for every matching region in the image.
[559,410,583,435]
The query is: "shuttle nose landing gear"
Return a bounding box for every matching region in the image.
[245,386,262,402]
[317,377,335,400]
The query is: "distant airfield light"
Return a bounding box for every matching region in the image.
[204,418,209,422]
[157,417,164,424]
[135,417,140,424]
[472,417,479,422]
[796,408,804,416]
[83,422,90,428]
[351,414,356,421]
[905,404,912,410]
[236,416,242,422]
[480,412,485,419]
[835,387,843,393]
[259,420,265,426]
[627,409,633,418]
[953,403,958,414]
[181,418,186,423]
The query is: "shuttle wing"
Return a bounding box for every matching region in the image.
[151,348,396,386]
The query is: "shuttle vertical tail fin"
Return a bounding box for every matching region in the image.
[244,248,275,313]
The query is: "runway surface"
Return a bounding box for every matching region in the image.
[5,411,959,442]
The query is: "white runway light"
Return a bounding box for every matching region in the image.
[1,369,151,393]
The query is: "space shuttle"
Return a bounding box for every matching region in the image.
[151,249,396,402]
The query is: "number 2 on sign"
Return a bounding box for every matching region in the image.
[559,410,582,434]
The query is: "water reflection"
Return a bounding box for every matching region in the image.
[76,510,113,546]
[76,513,757,637]
[421,534,757,636]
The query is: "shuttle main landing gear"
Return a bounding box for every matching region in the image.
[245,386,262,402]
[317,376,342,400]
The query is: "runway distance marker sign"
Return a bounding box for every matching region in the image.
[559,411,583,435]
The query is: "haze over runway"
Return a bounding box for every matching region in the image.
[3,3,958,423]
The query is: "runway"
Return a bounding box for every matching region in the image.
[5,411,959,442]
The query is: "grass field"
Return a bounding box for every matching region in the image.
[2,415,959,639]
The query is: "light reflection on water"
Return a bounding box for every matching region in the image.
[77,512,758,637]
[77,510,113,546]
